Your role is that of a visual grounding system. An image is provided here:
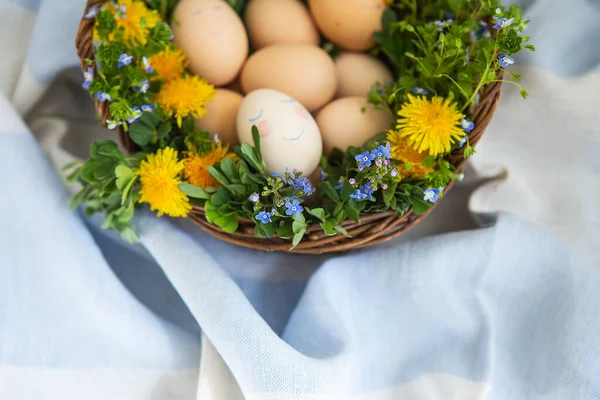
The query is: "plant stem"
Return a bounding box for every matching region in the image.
[460,62,490,113]
[438,74,469,99]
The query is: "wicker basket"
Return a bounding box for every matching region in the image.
[75,0,503,254]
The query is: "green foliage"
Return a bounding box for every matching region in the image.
[66,141,141,243]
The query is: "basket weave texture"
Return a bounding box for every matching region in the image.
[75,0,503,254]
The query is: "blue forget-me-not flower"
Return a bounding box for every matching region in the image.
[82,67,94,90]
[293,176,314,196]
[141,57,153,73]
[285,199,304,217]
[84,7,98,19]
[356,151,376,170]
[423,188,441,203]
[255,211,272,224]
[461,119,475,133]
[493,17,514,29]
[412,87,429,95]
[118,53,133,68]
[97,91,111,102]
[106,119,122,130]
[127,107,142,124]
[141,104,156,112]
[499,53,515,68]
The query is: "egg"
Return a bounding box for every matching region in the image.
[245,0,320,49]
[237,89,323,176]
[195,89,244,147]
[240,44,337,112]
[309,0,387,51]
[335,52,393,97]
[172,0,248,86]
[316,96,393,154]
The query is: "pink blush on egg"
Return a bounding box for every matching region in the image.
[293,103,311,120]
[256,119,272,139]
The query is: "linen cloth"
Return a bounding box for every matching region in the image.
[1,0,600,399]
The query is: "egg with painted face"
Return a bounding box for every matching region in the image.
[237,89,323,176]
[172,0,248,86]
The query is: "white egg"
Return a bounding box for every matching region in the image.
[237,89,323,176]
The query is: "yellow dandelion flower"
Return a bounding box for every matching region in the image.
[387,130,433,179]
[138,147,191,218]
[155,75,216,127]
[94,0,161,46]
[183,144,238,188]
[148,48,188,81]
[395,94,465,156]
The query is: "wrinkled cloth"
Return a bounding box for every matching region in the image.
[1,0,600,399]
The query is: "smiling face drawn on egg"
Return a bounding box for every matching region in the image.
[237,89,323,175]
[189,0,236,41]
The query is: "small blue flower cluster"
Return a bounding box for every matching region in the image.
[343,143,398,202]
[355,143,391,171]
[253,170,314,224]
[459,119,475,147]
[81,50,157,130]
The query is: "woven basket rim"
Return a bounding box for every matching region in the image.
[75,0,503,254]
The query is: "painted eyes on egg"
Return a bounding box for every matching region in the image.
[193,5,222,16]
[280,98,295,103]
[249,109,264,123]
[361,3,383,9]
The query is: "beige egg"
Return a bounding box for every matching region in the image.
[335,52,393,97]
[316,96,393,154]
[172,0,248,86]
[309,0,386,51]
[195,89,244,147]
[240,44,337,112]
[245,0,320,49]
[237,89,322,176]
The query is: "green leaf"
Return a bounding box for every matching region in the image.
[205,202,218,223]
[255,222,275,238]
[334,225,350,237]
[210,187,230,206]
[291,229,306,248]
[115,164,134,179]
[129,122,154,146]
[220,157,238,180]
[156,123,172,140]
[120,227,139,244]
[61,160,81,171]
[81,159,101,182]
[251,125,263,162]
[179,183,211,200]
[464,145,476,158]
[214,214,238,233]
[207,166,230,186]
[382,182,398,207]
[121,176,137,205]
[320,181,340,202]
[306,207,326,222]
[320,221,336,236]
[226,184,248,196]
[277,221,294,238]
[344,205,361,224]
[240,143,264,173]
